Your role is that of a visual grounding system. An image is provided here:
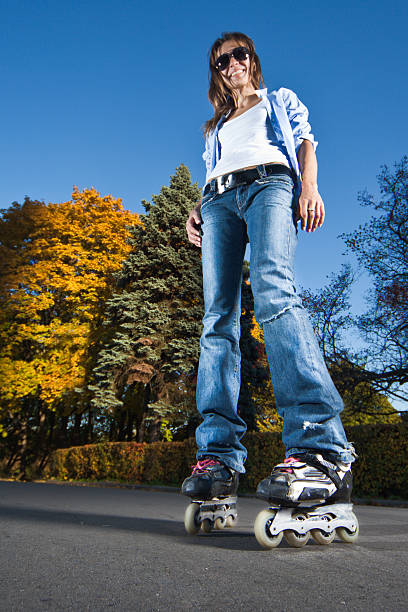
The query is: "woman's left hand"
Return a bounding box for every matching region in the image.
[297,183,325,232]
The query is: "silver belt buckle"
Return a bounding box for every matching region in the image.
[216,176,225,194]
[224,173,232,189]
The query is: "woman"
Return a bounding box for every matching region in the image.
[182,32,356,507]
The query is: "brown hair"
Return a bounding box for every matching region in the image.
[204,32,265,136]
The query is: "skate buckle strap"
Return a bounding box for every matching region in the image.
[192,458,221,474]
[302,453,342,489]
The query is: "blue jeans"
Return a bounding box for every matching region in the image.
[195,172,355,473]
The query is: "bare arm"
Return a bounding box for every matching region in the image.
[296,139,325,232]
[186,199,202,247]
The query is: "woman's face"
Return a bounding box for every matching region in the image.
[216,39,251,89]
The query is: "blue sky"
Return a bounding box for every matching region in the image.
[2,2,407,314]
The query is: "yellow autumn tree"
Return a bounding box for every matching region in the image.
[0,188,140,451]
[340,383,401,426]
[249,316,283,433]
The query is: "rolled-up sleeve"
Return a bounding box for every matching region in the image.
[281,88,318,152]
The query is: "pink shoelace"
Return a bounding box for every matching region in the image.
[191,458,221,474]
[278,456,299,474]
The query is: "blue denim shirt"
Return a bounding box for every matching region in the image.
[202,87,318,191]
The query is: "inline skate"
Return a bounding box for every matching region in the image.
[181,457,239,534]
[254,452,359,549]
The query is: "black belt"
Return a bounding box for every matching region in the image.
[203,164,295,196]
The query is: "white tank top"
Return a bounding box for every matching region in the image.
[206,98,290,183]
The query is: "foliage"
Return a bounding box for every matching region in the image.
[300,264,354,366]
[250,318,282,433]
[89,165,204,441]
[44,442,147,482]
[44,423,408,498]
[340,382,401,426]
[6,157,408,474]
[300,264,405,419]
[0,188,140,471]
[341,156,408,405]
[299,157,408,412]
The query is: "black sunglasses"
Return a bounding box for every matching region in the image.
[215,46,250,71]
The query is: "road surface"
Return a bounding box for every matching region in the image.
[1,481,407,611]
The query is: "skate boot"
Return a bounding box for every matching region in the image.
[254,452,359,549]
[181,457,239,535]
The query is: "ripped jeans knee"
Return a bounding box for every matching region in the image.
[255,296,303,329]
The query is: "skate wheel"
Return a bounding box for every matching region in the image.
[311,528,336,545]
[337,513,359,543]
[201,518,212,533]
[214,517,225,530]
[254,509,283,549]
[184,503,200,535]
[225,515,237,528]
[284,529,310,548]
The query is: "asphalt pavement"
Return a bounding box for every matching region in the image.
[1,481,407,611]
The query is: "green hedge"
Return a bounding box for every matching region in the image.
[44,423,408,499]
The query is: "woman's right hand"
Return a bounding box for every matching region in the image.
[186,201,202,247]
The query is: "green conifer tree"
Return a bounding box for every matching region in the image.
[90,165,204,440]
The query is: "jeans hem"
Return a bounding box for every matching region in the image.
[286,444,357,464]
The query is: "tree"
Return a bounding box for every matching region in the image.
[341,156,408,406]
[90,165,204,441]
[340,383,401,426]
[301,264,355,369]
[300,265,403,420]
[0,188,139,472]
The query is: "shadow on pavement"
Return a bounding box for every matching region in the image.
[0,503,264,550]
[0,503,372,552]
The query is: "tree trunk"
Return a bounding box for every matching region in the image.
[71,412,81,445]
[109,418,115,442]
[125,409,134,441]
[59,415,69,446]
[18,419,29,479]
[135,383,150,442]
[117,409,126,441]
[39,411,56,472]
[87,408,94,442]
[149,419,162,442]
